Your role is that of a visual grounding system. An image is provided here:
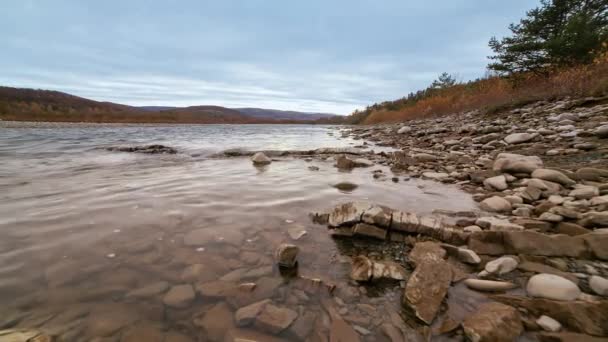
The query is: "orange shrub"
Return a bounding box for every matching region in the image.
[362,56,608,124]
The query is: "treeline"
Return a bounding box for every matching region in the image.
[350,0,608,124]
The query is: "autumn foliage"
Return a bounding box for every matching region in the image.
[360,51,608,124]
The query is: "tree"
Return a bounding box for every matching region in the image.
[431,72,457,89]
[488,0,608,74]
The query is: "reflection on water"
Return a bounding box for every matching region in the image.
[0,124,476,341]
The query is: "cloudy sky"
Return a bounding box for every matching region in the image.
[0,0,537,114]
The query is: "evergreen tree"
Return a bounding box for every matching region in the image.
[488,0,608,74]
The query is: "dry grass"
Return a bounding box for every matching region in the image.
[363,53,608,124]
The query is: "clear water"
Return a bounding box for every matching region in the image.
[0,123,476,341]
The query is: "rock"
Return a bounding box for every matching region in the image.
[196,280,238,299]
[353,223,387,240]
[569,186,599,200]
[464,279,517,292]
[413,152,438,162]
[503,231,588,258]
[288,311,316,340]
[532,169,576,186]
[254,303,298,334]
[380,324,403,342]
[480,196,512,213]
[251,152,272,165]
[555,222,590,236]
[468,231,507,255]
[476,217,524,231]
[595,124,608,138]
[121,323,164,342]
[485,256,519,275]
[0,329,54,342]
[397,126,412,134]
[504,132,537,144]
[333,182,358,192]
[183,228,245,246]
[196,302,235,341]
[484,175,508,191]
[422,172,449,180]
[361,205,392,228]
[493,153,543,174]
[462,302,523,342]
[536,332,607,342]
[539,212,563,223]
[391,211,420,233]
[589,276,608,296]
[287,226,307,240]
[492,295,608,336]
[181,264,217,283]
[350,256,373,281]
[576,168,608,181]
[106,144,177,154]
[125,281,169,299]
[526,274,581,301]
[235,299,271,327]
[162,284,195,308]
[330,318,361,342]
[328,202,370,227]
[275,244,299,268]
[580,212,608,228]
[403,259,452,324]
[409,241,447,267]
[372,261,407,281]
[517,261,579,284]
[456,248,481,264]
[537,315,562,332]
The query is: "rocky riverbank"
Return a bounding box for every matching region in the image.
[303,96,608,341]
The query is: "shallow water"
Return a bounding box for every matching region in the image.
[0,123,477,341]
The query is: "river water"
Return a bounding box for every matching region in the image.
[0,123,476,341]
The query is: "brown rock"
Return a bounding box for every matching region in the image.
[235,299,271,327]
[503,231,588,258]
[330,318,361,342]
[517,261,579,284]
[195,302,235,341]
[196,280,237,299]
[537,332,608,342]
[361,205,393,228]
[555,222,591,236]
[462,302,523,342]
[353,223,387,240]
[121,323,164,342]
[583,233,608,260]
[275,244,299,268]
[408,241,447,267]
[468,231,506,255]
[403,259,452,324]
[391,211,420,233]
[254,304,298,334]
[492,295,608,336]
[328,202,370,227]
[350,256,373,282]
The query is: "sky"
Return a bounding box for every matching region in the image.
[0,0,538,114]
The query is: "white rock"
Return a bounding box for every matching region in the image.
[457,248,481,264]
[485,256,518,275]
[464,225,482,233]
[251,152,272,165]
[569,185,600,200]
[475,217,524,231]
[464,279,517,292]
[480,196,512,213]
[526,274,581,301]
[504,133,537,144]
[536,315,561,332]
[422,172,449,180]
[589,275,608,296]
[484,175,508,191]
[493,153,543,174]
[531,169,575,186]
[397,126,413,134]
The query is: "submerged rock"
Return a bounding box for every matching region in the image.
[162,284,195,308]
[275,244,299,268]
[350,256,373,281]
[106,144,177,154]
[251,152,272,165]
[332,182,358,192]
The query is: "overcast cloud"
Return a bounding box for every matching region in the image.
[0,0,537,114]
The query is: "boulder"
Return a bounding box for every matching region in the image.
[391,211,420,233]
[196,302,235,341]
[275,244,299,268]
[464,279,517,292]
[462,302,523,342]
[361,205,392,228]
[468,231,506,255]
[569,186,599,200]
[403,259,452,324]
[235,299,271,327]
[493,153,543,174]
[526,274,581,301]
[503,231,588,258]
[532,169,576,186]
[575,167,608,182]
[480,196,512,213]
[504,133,538,144]
[251,152,272,165]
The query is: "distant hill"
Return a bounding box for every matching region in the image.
[233,108,338,121]
[0,86,343,124]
